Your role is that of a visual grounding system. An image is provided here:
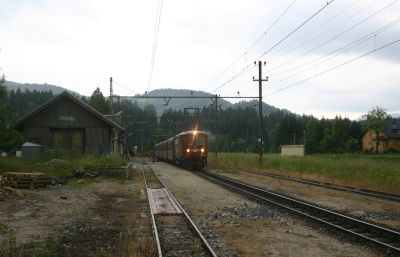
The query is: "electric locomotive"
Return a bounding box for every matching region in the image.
[154,130,208,170]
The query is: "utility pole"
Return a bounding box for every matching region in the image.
[253,61,268,166]
[109,77,113,115]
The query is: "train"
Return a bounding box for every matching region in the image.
[154,130,208,170]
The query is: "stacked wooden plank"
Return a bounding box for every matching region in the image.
[0,172,48,189]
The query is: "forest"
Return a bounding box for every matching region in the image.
[0,83,396,155]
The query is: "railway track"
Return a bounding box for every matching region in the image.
[141,165,217,257]
[227,167,400,202]
[198,170,400,255]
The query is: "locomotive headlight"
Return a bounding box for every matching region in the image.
[186,148,190,153]
[201,148,204,153]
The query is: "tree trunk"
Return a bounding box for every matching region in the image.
[375,129,379,153]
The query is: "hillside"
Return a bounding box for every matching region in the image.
[233,100,279,116]
[4,81,281,117]
[131,88,280,116]
[4,80,76,95]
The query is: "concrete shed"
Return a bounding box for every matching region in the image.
[281,145,305,157]
[21,142,43,157]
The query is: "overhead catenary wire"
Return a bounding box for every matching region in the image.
[147,0,164,92]
[209,0,336,94]
[240,1,400,95]
[113,80,140,96]
[267,0,374,69]
[265,38,400,97]
[253,0,336,62]
[266,0,400,75]
[266,16,400,86]
[201,0,297,92]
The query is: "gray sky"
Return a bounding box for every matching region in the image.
[1,0,399,119]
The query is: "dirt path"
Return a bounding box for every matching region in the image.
[152,162,382,257]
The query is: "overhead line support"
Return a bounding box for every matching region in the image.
[253,61,268,166]
[109,77,113,115]
[210,95,222,158]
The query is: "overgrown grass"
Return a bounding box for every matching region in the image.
[0,151,127,177]
[208,153,400,193]
[0,224,60,257]
[32,236,59,257]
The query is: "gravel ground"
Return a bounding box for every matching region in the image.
[151,162,383,257]
[213,169,400,230]
[0,172,157,257]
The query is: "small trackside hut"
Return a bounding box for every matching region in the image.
[16,91,125,155]
[154,131,208,170]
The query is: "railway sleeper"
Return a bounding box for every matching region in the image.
[199,171,400,254]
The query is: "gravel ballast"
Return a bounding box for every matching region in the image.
[152,162,383,257]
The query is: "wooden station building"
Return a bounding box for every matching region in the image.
[16,91,125,155]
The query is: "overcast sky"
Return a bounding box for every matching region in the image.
[0,0,399,119]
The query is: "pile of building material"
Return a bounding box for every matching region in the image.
[0,172,48,189]
[98,166,128,177]
[72,169,99,179]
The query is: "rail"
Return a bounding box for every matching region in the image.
[228,167,400,202]
[198,170,400,254]
[141,164,163,257]
[142,163,217,257]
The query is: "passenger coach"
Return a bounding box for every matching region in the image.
[154,131,208,170]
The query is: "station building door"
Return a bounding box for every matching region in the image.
[50,128,85,154]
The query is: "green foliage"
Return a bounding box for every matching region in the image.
[304,117,320,153]
[0,228,18,257]
[346,137,360,153]
[88,87,108,114]
[0,76,24,152]
[362,106,390,130]
[33,237,59,257]
[8,88,53,116]
[154,106,364,155]
[0,153,126,177]
[362,106,390,152]
[113,99,158,154]
[319,116,359,153]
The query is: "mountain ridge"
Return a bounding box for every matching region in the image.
[131,88,279,116]
[3,81,281,116]
[4,80,73,95]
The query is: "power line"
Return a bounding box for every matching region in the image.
[203,0,297,92]
[265,38,400,97]
[113,80,140,95]
[247,0,298,55]
[147,0,164,92]
[254,0,336,62]
[266,0,399,75]
[267,16,400,86]
[267,0,371,66]
[209,0,335,94]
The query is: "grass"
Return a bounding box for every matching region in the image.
[208,152,400,193]
[144,169,162,189]
[0,223,59,257]
[0,151,127,177]
[32,236,59,257]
